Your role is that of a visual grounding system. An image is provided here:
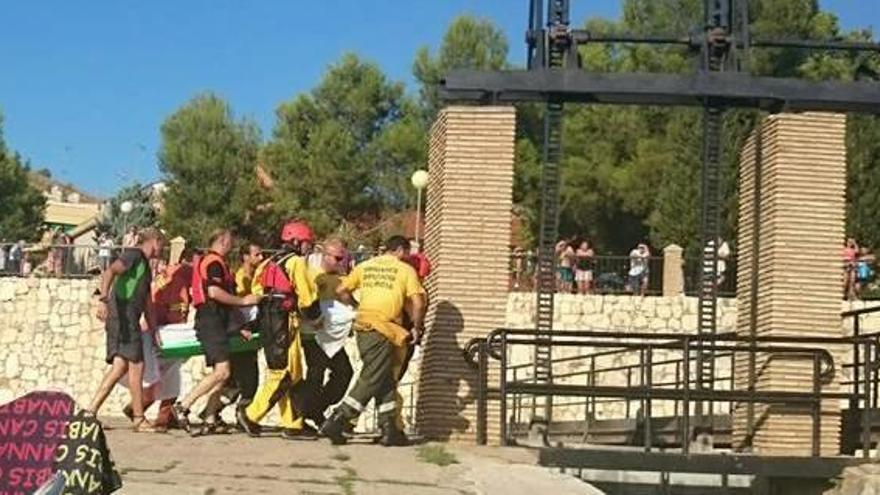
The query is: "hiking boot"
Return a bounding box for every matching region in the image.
[236,406,261,437]
[319,411,348,445]
[378,418,409,447]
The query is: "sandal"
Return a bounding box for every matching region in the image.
[132,416,165,433]
[210,418,232,435]
[170,403,192,434]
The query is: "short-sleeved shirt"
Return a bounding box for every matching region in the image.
[113,248,152,315]
[235,266,253,296]
[196,254,234,327]
[340,254,425,324]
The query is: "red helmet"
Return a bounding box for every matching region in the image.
[281,221,314,243]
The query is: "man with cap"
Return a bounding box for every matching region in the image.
[238,220,321,439]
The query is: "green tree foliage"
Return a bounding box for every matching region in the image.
[263,54,423,237]
[158,93,263,245]
[516,0,878,254]
[0,113,46,242]
[94,183,158,243]
[413,15,509,121]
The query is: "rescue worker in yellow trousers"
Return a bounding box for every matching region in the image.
[320,235,426,446]
[237,221,322,439]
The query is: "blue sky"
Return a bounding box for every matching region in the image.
[0,0,873,198]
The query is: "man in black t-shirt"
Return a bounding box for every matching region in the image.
[171,229,260,435]
[87,228,165,433]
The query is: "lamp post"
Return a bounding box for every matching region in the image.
[411,170,429,248]
[120,200,133,245]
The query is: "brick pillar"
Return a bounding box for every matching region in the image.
[416,106,515,443]
[662,244,684,297]
[733,112,846,456]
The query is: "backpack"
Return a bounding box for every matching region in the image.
[252,252,298,370]
[191,252,232,308]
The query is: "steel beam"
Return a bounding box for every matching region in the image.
[441,69,880,113]
[538,448,864,478]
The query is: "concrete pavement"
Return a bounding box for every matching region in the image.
[101,419,601,495]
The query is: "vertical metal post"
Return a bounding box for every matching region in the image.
[863,341,872,458]
[500,332,509,446]
[477,342,488,445]
[812,353,821,457]
[532,0,572,427]
[853,315,861,411]
[683,338,691,455]
[645,347,653,452]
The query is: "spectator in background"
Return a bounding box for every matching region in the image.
[123,227,139,248]
[353,245,368,267]
[716,238,731,288]
[0,241,7,273]
[575,239,595,295]
[855,247,876,299]
[845,238,860,300]
[556,239,575,294]
[627,242,650,296]
[60,232,74,275]
[9,241,23,275]
[98,234,114,271]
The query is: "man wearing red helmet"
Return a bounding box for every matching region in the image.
[237,220,322,439]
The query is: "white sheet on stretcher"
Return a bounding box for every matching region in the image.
[316,300,355,358]
[116,335,182,400]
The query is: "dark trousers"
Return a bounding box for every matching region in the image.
[230,351,259,405]
[303,338,353,422]
[203,350,259,419]
[337,331,396,421]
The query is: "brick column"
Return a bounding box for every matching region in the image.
[733,112,846,456]
[416,106,516,443]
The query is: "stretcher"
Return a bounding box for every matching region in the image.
[158,305,262,358]
[159,332,262,359]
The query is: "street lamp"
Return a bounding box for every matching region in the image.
[120,201,133,245]
[411,170,429,248]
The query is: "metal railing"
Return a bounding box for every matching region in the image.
[510,252,664,295]
[468,328,880,458]
[0,243,130,278]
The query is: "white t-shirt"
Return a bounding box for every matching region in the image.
[629,249,648,276]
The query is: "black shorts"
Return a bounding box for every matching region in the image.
[105,304,144,364]
[196,310,230,367]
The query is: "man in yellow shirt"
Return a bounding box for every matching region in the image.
[320,236,425,446]
[238,221,319,439]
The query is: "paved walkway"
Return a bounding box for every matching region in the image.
[102,419,600,495]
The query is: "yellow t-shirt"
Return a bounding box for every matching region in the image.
[340,254,425,325]
[235,266,253,296]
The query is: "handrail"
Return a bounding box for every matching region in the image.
[471,327,880,458]
[841,305,880,319]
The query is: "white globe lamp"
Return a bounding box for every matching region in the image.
[411,170,429,248]
[411,170,429,190]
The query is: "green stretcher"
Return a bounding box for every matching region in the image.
[160,333,262,359]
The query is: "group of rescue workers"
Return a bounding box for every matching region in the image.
[81,219,429,447]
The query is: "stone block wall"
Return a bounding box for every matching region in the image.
[2,275,876,446]
[0,276,408,433]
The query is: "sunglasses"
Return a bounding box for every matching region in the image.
[328,254,346,263]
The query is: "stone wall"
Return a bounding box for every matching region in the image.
[0,276,408,432]
[2,276,877,436]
